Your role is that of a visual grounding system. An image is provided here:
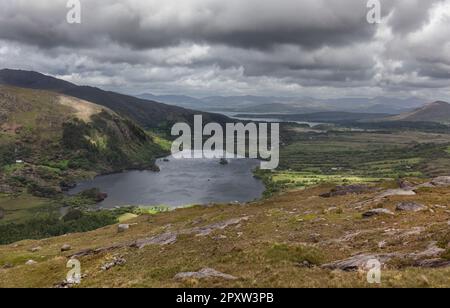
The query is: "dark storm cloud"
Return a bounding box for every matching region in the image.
[0,0,378,50]
[386,0,445,34]
[0,0,449,99]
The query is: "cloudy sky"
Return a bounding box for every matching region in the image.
[0,0,450,100]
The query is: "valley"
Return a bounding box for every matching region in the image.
[2,0,450,291]
[1,70,450,288]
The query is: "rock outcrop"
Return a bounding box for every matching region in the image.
[396,202,427,212]
[322,253,397,271]
[71,216,251,256]
[132,232,178,249]
[101,257,126,271]
[362,208,395,218]
[117,224,130,233]
[174,268,237,281]
[320,185,379,198]
[61,244,72,252]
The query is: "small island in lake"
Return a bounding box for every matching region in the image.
[219,158,229,165]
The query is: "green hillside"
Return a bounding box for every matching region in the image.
[0,85,166,197]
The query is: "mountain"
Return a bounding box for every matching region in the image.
[319,97,424,114]
[137,93,205,110]
[386,101,450,123]
[136,93,290,112]
[0,69,229,129]
[137,92,423,114]
[229,103,321,114]
[0,85,166,195]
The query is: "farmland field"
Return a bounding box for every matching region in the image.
[278,126,450,180]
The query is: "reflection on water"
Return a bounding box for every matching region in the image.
[69,155,265,208]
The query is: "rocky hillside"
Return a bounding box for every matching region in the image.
[0,85,166,196]
[0,69,230,130]
[0,177,448,288]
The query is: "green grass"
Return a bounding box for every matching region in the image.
[0,195,54,225]
[43,160,70,171]
[137,206,173,215]
[149,132,172,152]
[272,171,384,189]
[118,213,139,223]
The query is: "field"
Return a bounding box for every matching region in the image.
[271,172,385,190]
[278,127,450,179]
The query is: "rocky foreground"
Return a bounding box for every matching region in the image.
[0,177,449,288]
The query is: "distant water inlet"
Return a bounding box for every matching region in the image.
[69,155,265,208]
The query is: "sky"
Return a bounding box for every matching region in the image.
[0,0,450,100]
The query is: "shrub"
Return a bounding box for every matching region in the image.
[27,183,60,198]
[35,165,60,180]
[79,188,107,203]
[62,209,84,222]
[62,120,90,150]
[442,249,450,261]
[437,231,450,251]
[0,144,15,167]
[266,243,324,265]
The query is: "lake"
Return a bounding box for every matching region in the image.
[69,155,265,208]
[220,112,323,127]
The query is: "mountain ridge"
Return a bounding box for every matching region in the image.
[137,92,425,115]
[0,69,229,129]
[386,100,450,123]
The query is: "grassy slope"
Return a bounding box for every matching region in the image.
[0,85,167,189]
[0,85,170,244]
[0,183,449,288]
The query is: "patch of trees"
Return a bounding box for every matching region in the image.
[0,144,15,167]
[62,119,96,152]
[27,182,60,198]
[0,212,117,245]
[61,114,158,172]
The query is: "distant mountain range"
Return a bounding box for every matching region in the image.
[138,93,425,115]
[0,69,229,129]
[236,101,450,124]
[2,69,446,127]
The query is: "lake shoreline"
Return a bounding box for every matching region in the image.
[69,155,266,208]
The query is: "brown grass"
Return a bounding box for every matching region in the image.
[0,184,449,288]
